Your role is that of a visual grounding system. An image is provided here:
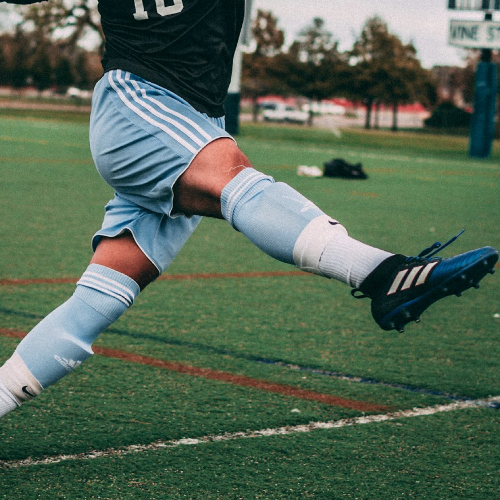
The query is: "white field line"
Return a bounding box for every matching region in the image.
[1,396,499,470]
[257,142,499,170]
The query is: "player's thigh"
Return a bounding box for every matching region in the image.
[90,69,232,218]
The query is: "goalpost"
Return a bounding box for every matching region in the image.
[448,0,499,158]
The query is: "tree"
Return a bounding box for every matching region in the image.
[350,16,436,131]
[295,17,335,65]
[23,0,104,53]
[31,43,53,92]
[10,27,31,89]
[241,10,286,122]
[252,9,285,58]
[350,17,390,129]
[54,55,74,92]
[3,0,104,91]
[380,42,437,130]
[0,35,11,86]
[279,18,349,125]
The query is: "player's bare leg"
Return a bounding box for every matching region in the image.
[173,138,250,218]
[90,232,159,290]
[175,137,394,285]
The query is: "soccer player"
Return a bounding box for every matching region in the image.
[0,0,497,418]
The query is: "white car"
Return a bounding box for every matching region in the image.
[263,104,309,124]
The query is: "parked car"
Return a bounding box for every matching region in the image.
[263,104,309,124]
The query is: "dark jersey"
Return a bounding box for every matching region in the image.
[98,0,245,117]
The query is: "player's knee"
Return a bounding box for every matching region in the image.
[92,233,159,290]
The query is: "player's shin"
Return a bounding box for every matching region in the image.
[0,264,140,418]
[220,168,392,288]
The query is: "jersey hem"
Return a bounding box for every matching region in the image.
[102,61,226,118]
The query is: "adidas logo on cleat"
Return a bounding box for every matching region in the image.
[352,231,498,332]
[386,262,438,295]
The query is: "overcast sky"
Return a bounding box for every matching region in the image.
[1,1,498,68]
[253,0,499,68]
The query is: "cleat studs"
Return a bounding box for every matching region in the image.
[442,287,449,293]
[489,269,495,275]
[461,274,467,281]
[398,329,405,333]
[415,318,421,323]
[403,310,412,319]
[456,292,462,297]
[388,322,396,330]
[469,279,480,289]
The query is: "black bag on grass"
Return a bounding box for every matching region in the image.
[323,158,368,179]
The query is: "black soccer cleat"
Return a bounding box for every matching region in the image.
[352,231,498,332]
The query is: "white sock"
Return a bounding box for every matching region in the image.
[0,381,20,418]
[318,234,393,288]
[0,352,43,418]
[293,216,393,288]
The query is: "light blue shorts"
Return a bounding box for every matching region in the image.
[89,70,233,273]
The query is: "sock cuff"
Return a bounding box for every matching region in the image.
[221,168,274,226]
[76,265,140,320]
[0,352,44,402]
[292,216,348,275]
[0,380,19,415]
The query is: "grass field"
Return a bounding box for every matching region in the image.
[0,108,499,499]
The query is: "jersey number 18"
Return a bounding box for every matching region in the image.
[133,0,184,20]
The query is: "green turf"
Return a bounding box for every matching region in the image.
[0,111,499,498]
[1,408,499,499]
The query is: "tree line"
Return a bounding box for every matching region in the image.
[0,1,103,93]
[243,11,439,129]
[0,4,497,131]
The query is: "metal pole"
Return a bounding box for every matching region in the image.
[469,10,498,157]
[225,0,254,135]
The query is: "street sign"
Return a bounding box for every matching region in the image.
[448,0,500,10]
[449,19,500,48]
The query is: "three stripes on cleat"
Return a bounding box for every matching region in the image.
[386,262,437,296]
[390,258,495,333]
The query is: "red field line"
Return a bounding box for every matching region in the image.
[0,270,305,286]
[0,328,387,412]
[0,329,25,340]
[2,263,498,286]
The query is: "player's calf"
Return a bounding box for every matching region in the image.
[0,264,140,418]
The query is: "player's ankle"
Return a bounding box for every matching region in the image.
[0,352,43,412]
[0,352,44,418]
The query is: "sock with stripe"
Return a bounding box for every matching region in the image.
[221,168,392,288]
[0,264,139,418]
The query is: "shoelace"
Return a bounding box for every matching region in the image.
[404,229,465,264]
[351,229,465,299]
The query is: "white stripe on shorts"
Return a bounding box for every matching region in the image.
[120,75,205,147]
[129,79,213,142]
[108,70,198,155]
